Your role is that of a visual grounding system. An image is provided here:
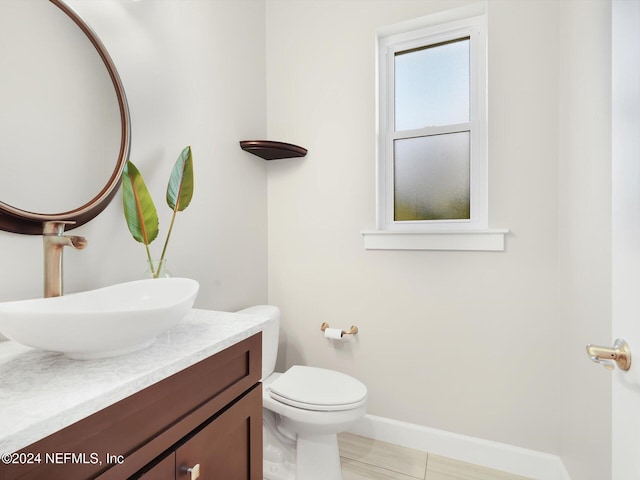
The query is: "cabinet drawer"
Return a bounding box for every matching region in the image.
[2,333,261,480]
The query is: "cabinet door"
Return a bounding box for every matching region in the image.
[136,454,175,480]
[175,385,262,480]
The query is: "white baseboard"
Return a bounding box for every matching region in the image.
[347,414,571,480]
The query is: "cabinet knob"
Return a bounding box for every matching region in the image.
[183,463,200,480]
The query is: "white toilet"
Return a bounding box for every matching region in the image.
[238,305,367,480]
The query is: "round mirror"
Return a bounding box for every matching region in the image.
[0,0,130,234]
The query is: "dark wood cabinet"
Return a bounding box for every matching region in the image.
[174,386,261,480]
[138,454,174,480]
[1,334,263,480]
[135,386,262,480]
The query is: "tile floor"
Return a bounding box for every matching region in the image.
[338,433,534,480]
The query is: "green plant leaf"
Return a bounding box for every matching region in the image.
[166,146,194,211]
[122,161,159,245]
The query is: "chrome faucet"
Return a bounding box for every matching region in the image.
[43,221,88,298]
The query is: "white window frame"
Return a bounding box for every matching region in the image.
[363,4,508,251]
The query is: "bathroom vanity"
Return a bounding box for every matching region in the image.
[0,309,268,480]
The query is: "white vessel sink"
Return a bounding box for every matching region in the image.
[0,278,199,360]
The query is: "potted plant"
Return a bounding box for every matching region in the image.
[122,146,194,278]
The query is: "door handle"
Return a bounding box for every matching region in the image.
[586,338,631,371]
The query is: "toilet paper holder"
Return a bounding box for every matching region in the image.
[321,322,358,337]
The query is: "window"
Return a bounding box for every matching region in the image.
[394,38,471,223]
[363,6,507,251]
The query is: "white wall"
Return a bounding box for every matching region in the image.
[0,0,268,311]
[266,0,611,473]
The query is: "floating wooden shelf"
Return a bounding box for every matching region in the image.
[239,140,307,160]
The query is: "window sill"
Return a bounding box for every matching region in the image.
[361,229,509,251]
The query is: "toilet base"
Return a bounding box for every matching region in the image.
[263,410,296,480]
[263,432,343,480]
[261,369,365,480]
[296,433,342,480]
[263,458,295,480]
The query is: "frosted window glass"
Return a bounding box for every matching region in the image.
[395,39,469,131]
[394,132,470,221]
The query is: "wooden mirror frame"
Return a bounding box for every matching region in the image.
[0,0,131,235]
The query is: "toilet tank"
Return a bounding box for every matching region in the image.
[236,305,280,381]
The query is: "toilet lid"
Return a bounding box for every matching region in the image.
[267,365,367,412]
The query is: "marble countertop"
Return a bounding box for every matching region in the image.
[0,308,271,455]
